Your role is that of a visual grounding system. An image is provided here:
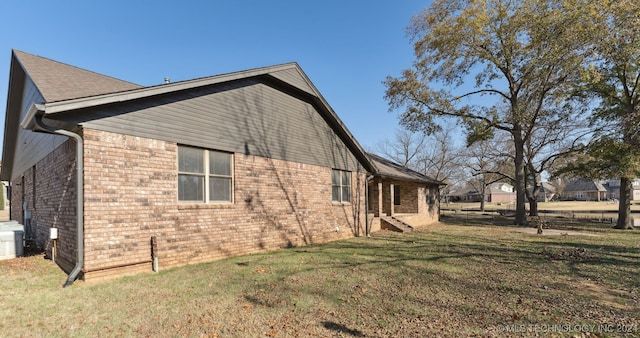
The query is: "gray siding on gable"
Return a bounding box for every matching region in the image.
[270,68,315,96]
[62,80,361,172]
[11,77,67,180]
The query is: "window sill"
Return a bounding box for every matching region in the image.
[332,201,352,206]
[178,202,235,210]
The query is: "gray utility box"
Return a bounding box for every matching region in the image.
[0,221,25,260]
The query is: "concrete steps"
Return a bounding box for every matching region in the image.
[380,216,414,233]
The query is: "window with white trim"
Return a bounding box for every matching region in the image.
[178,145,233,202]
[332,169,351,202]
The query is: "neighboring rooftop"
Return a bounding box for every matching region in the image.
[564,178,607,192]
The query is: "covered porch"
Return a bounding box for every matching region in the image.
[366,154,444,233]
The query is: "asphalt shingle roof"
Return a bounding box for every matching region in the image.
[564,178,607,192]
[13,50,142,103]
[367,153,444,185]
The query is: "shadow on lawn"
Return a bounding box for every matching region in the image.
[237,221,639,333]
[321,321,365,337]
[344,224,638,289]
[438,216,640,288]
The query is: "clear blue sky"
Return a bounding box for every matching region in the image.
[0,1,432,152]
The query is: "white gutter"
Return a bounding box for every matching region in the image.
[20,103,45,130]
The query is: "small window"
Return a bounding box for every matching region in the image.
[209,151,232,202]
[332,169,351,202]
[178,147,204,201]
[394,185,401,205]
[178,145,233,203]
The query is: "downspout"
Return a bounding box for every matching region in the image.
[32,114,84,288]
[364,175,374,237]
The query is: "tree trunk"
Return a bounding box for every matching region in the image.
[480,183,486,212]
[528,197,538,217]
[525,163,541,217]
[614,176,634,229]
[528,184,540,217]
[513,136,527,225]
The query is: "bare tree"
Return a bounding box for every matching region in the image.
[376,129,426,168]
[375,127,466,203]
[414,126,464,184]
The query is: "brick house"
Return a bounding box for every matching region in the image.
[560,179,607,201]
[366,153,443,231]
[2,50,442,284]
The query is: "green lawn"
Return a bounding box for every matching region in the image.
[1,218,638,337]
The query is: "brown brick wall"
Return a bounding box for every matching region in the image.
[9,176,23,228]
[82,129,366,280]
[372,177,440,225]
[10,139,78,266]
[378,179,420,215]
[395,180,420,214]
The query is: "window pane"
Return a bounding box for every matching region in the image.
[178,174,203,201]
[331,170,340,186]
[342,186,351,202]
[210,177,231,201]
[341,171,350,187]
[332,186,341,202]
[210,151,231,176]
[179,146,204,173]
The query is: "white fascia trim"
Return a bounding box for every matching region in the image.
[20,103,45,130]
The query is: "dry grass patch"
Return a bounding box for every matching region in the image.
[0,219,638,337]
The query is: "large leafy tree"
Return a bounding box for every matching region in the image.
[384,0,596,224]
[569,0,640,229]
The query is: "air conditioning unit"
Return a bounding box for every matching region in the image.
[0,221,25,260]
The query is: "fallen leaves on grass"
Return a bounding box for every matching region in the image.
[1,222,639,337]
[0,255,45,273]
[542,247,593,261]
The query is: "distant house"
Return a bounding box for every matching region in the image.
[1,50,443,283]
[561,179,607,201]
[529,181,556,202]
[603,179,640,201]
[444,185,480,202]
[449,182,516,203]
[485,182,517,203]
